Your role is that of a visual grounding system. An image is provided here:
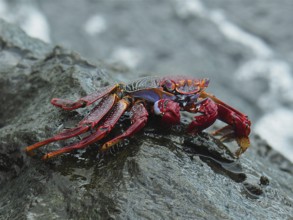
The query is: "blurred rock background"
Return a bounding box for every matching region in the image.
[0,0,292,161]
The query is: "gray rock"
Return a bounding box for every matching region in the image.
[0,19,292,220]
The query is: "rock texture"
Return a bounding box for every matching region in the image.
[0,20,292,219]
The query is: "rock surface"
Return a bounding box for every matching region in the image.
[0,19,292,219]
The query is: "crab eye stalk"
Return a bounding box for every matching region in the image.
[154,99,180,125]
[162,80,176,92]
[200,78,210,88]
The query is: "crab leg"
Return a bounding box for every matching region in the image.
[42,98,130,160]
[25,94,118,153]
[100,102,149,152]
[51,84,120,110]
[79,94,118,128]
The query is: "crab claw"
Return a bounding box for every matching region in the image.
[186,98,218,134]
[234,115,251,137]
[200,91,251,156]
[154,99,180,125]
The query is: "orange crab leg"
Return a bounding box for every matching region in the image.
[51,84,120,110]
[100,102,148,152]
[25,94,118,153]
[42,98,130,160]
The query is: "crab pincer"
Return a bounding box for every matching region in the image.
[200,91,251,155]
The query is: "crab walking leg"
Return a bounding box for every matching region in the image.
[25,94,118,153]
[186,98,218,134]
[101,102,149,152]
[78,94,118,128]
[42,98,130,160]
[25,126,89,154]
[51,84,120,110]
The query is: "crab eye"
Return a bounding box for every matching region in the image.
[163,80,175,92]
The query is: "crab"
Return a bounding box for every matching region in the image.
[25,76,251,160]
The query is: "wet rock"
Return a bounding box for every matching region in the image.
[0,19,293,219]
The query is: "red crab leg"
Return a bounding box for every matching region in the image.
[78,94,118,128]
[51,84,120,110]
[42,98,130,160]
[100,102,149,152]
[186,98,218,134]
[25,94,118,153]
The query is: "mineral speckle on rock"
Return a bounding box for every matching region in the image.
[0,19,292,219]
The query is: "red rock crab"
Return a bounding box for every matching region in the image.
[25,76,251,159]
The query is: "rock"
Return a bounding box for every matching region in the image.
[0,19,292,219]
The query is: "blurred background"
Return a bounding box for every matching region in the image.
[1,0,292,161]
